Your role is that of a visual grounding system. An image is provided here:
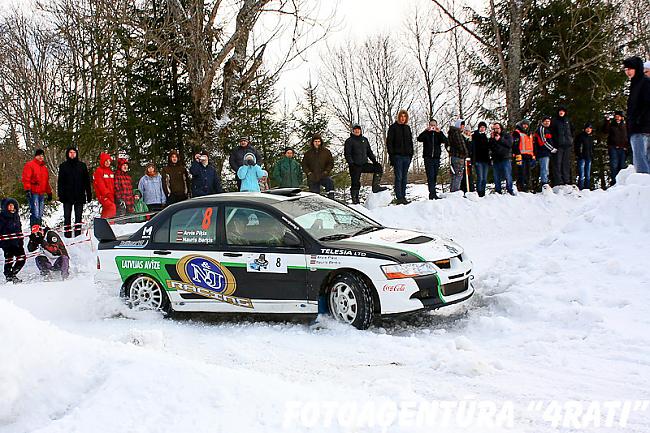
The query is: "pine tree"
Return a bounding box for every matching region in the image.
[294,80,331,153]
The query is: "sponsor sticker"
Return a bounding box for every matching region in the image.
[382,283,407,292]
[246,253,288,273]
[320,248,366,257]
[116,240,149,249]
[120,258,161,270]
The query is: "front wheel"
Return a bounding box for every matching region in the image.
[328,273,374,330]
[126,275,170,312]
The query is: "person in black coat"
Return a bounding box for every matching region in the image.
[489,122,515,195]
[57,147,92,238]
[623,56,650,173]
[417,119,448,199]
[386,109,413,204]
[574,123,595,190]
[471,121,490,197]
[0,198,25,283]
[344,125,387,204]
[190,150,223,197]
[550,106,574,185]
[229,137,264,190]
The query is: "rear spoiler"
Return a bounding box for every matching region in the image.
[94,217,116,241]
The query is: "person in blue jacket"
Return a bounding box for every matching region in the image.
[237,152,268,192]
[190,150,223,197]
[138,163,166,212]
[0,198,25,283]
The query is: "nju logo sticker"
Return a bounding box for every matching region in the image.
[176,255,237,296]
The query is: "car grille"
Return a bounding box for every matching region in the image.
[441,278,469,296]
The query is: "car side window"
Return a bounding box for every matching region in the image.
[159,206,218,245]
[225,206,290,247]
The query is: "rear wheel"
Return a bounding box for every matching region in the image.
[328,273,374,330]
[126,275,170,312]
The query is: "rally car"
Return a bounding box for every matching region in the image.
[94,189,474,329]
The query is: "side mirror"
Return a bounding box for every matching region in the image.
[283,230,302,247]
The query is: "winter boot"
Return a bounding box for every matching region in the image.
[429,191,439,200]
[327,191,336,200]
[371,173,388,193]
[350,189,360,205]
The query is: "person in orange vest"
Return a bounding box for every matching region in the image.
[512,120,535,193]
[22,149,53,226]
[93,152,116,218]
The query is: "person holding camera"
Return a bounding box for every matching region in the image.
[489,122,515,195]
[190,150,223,197]
[417,119,447,199]
[237,152,267,192]
[229,136,263,190]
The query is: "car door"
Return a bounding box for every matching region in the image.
[145,203,255,312]
[221,205,314,314]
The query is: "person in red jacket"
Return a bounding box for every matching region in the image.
[93,152,116,218]
[22,148,52,226]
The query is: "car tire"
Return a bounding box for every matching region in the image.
[126,275,170,313]
[328,272,374,330]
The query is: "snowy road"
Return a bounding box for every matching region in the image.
[2,170,650,433]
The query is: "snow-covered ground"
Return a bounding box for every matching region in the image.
[1,169,650,433]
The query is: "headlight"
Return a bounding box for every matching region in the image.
[381,262,438,279]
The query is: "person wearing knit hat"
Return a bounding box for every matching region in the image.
[229,136,264,191]
[447,118,468,193]
[534,116,557,189]
[644,61,650,78]
[574,123,595,190]
[344,124,388,204]
[272,147,303,188]
[22,148,53,226]
[418,119,448,199]
[471,121,490,197]
[57,147,92,237]
[301,133,335,199]
[512,120,535,193]
[623,56,650,174]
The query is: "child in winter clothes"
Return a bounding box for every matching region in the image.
[138,163,166,212]
[133,189,149,222]
[237,153,267,192]
[27,225,69,280]
[0,198,26,283]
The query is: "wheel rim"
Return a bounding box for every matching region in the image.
[329,281,358,324]
[129,276,164,310]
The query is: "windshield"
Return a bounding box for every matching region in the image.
[274,195,382,241]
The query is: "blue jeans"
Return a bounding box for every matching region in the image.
[608,147,627,184]
[577,159,592,190]
[29,193,45,226]
[493,160,514,194]
[423,157,440,196]
[538,156,550,186]
[393,155,412,199]
[630,133,650,174]
[475,162,489,197]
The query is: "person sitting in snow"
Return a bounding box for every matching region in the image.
[237,152,267,192]
[27,225,69,280]
[0,198,26,284]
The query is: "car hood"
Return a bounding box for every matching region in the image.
[322,228,463,263]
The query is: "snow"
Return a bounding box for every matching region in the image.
[1,167,650,432]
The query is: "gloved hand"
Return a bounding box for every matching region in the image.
[47,192,53,201]
[551,148,558,154]
[25,190,31,202]
[515,154,523,166]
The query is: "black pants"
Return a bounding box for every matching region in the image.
[63,202,84,238]
[551,147,572,185]
[3,245,25,278]
[147,204,165,212]
[349,163,382,190]
[517,156,534,192]
[166,194,187,205]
